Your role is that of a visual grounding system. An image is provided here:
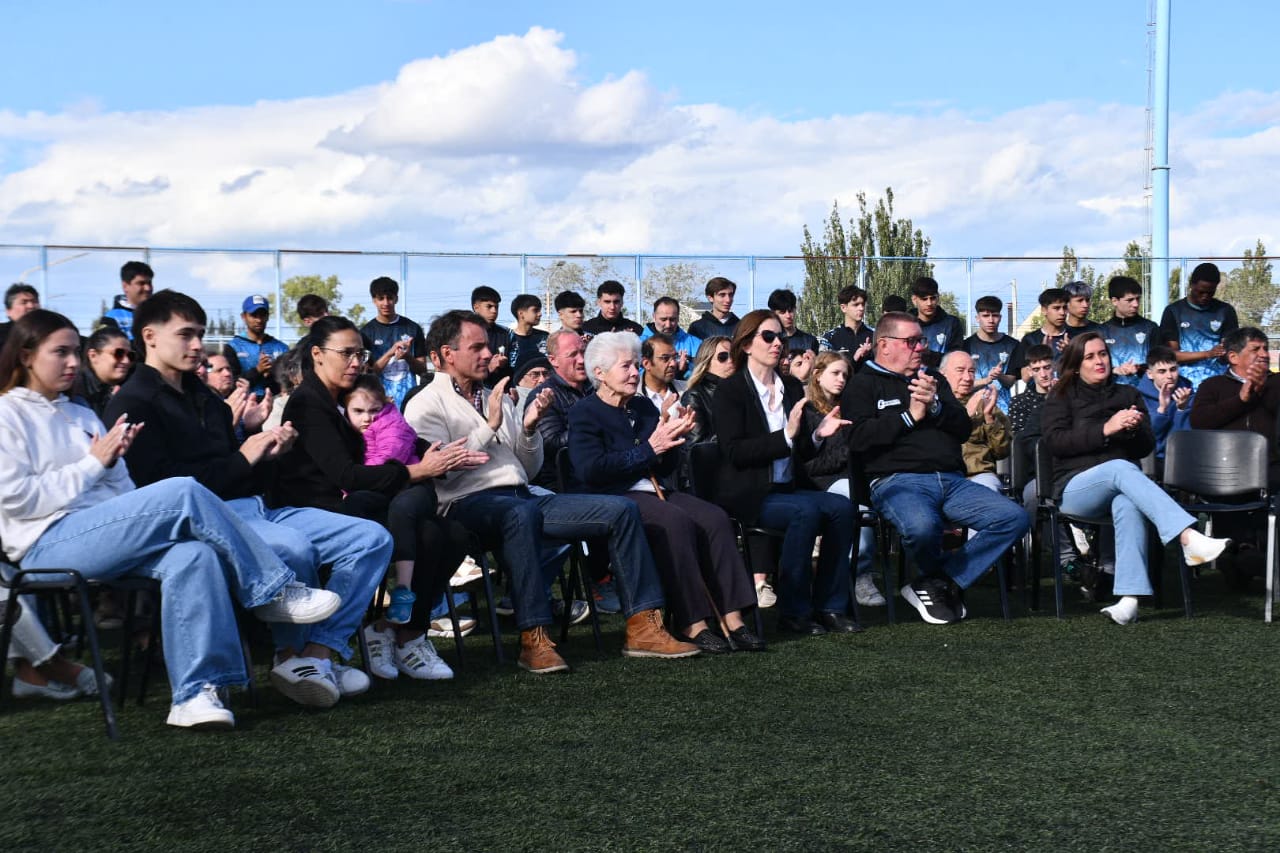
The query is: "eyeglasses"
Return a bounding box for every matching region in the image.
[320,347,370,364]
[881,335,928,349]
[756,330,781,344]
[107,347,135,362]
[714,351,731,363]
[653,353,677,363]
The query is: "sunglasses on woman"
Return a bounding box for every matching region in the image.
[756,330,780,344]
[714,351,732,363]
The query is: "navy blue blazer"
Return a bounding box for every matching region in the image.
[566,393,679,494]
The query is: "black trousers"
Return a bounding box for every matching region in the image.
[624,491,756,627]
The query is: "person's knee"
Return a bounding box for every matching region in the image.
[503,500,543,536]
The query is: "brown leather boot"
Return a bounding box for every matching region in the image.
[622,610,701,658]
[518,626,570,674]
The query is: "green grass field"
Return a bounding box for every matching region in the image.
[4,567,1279,852]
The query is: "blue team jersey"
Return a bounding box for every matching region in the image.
[225,334,290,398]
[1158,299,1239,389]
[919,311,964,354]
[361,316,426,409]
[1101,316,1160,387]
[959,333,1018,412]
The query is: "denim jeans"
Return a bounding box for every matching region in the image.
[1060,459,1195,596]
[871,471,1029,589]
[229,498,392,660]
[447,486,665,630]
[825,479,878,577]
[756,489,854,618]
[21,478,294,703]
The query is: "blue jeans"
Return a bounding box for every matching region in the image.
[825,479,878,577]
[1060,459,1195,596]
[447,487,665,631]
[756,489,854,618]
[229,498,392,660]
[21,478,294,703]
[870,472,1029,589]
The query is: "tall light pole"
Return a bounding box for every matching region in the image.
[1150,0,1172,318]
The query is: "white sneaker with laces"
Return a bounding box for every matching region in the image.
[394,635,454,681]
[362,624,399,680]
[269,656,340,708]
[854,574,886,607]
[166,683,235,729]
[332,663,371,697]
[427,616,477,638]
[252,582,341,625]
[755,579,777,609]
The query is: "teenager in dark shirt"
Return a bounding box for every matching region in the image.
[1008,287,1070,381]
[1101,276,1161,388]
[959,295,1018,413]
[767,288,819,354]
[581,279,643,336]
[361,276,428,408]
[688,276,741,341]
[911,276,964,354]
[1159,262,1239,390]
[820,285,874,372]
[1063,281,1104,336]
[508,293,549,374]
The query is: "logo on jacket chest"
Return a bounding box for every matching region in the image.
[877,398,902,410]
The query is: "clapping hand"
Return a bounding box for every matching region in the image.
[243,388,273,433]
[486,377,510,430]
[814,404,852,439]
[523,387,555,431]
[648,407,694,455]
[1103,405,1144,436]
[90,414,143,468]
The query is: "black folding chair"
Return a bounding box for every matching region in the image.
[1162,430,1274,620]
[552,448,603,651]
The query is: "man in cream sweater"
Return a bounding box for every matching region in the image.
[404,310,698,673]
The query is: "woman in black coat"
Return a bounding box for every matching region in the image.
[711,310,859,636]
[1042,331,1229,625]
[275,316,483,679]
[568,332,762,653]
[681,335,734,444]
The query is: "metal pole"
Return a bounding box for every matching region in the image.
[273,251,283,339]
[400,252,409,305]
[634,254,643,321]
[964,257,974,337]
[520,254,527,295]
[39,246,48,307]
[1150,0,1172,320]
[748,256,757,312]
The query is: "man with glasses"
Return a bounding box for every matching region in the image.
[203,352,237,399]
[640,296,701,380]
[107,290,392,709]
[843,311,1029,625]
[640,333,687,408]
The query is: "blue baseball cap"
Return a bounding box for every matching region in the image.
[242,295,270,314]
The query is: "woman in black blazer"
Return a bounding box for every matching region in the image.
[275,316,482,680]
[711,309,859,636]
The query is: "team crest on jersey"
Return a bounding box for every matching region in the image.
[999,351,1009,362]
[1210,320,1222,332]
[1135,332,1146,344]
[936,333,945,345]
[1180,322,1190,329]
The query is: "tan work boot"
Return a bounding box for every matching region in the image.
[518,626,570,674]
[622,610,701,658]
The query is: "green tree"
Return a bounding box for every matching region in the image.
[1224,240,1275,329]
[1055,246,1111,323]
[799,188,933,333]
[270,275,343,337]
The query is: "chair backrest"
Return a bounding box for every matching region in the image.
[555,447,573,493]
[688,442,720,502]
[1163,429,1269,497]
[1034,439,1054,504]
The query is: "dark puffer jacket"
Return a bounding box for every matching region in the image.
[1041,378,1155,500]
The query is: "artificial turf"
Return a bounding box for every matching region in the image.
[3,567,1279,852]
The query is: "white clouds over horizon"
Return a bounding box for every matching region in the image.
[1,26,1277,275]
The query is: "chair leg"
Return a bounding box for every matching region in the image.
[570,548,603,653]
[1266,510,1277,623]
[477,555,505,665]
[996,552,1011,622]
[443,588,466,670]
[1049,515,1064,619]
[136,590,162,706]
[117,588,137,709]
[883,525,897,625]
[239,627,257,708]
[72,575,118,740]
[0,587,23,712]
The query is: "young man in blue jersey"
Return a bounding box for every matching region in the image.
[1008,288,1070,382]
[361,276,428,409]
[1101,276,1161,387]
[910,277,965,354]
[223,294,290,399]
[105,260,154,340]
[821,285,874,372]
[1063,281,1104,336]
[959,294,1018,412]
[1159,262,1239,390]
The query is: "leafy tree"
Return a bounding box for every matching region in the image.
[1055,246,1117,323]
[1224,240,1276,328]
[800,188,933,333]
[526,257,620,324]
[269,275,343,337]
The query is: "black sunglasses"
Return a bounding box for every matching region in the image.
[757,329,780,344]
[104,347,135,362]
[714,351,731,363]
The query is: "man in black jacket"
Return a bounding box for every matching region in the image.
[107,290,393,709]
[528,330,591,490]
[843,312,1029,625]
[581,280,644,337]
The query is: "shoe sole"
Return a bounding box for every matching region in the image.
[255,593,342,625]
[900,584,952,625]
[518,659,570,674]
[268,671,340,708]
[855,596,887,607]
[1101,605,1138,626]
[166,713,235,729]
[621,647,701,658]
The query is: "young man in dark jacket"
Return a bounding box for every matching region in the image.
[842,312,1029,625]
[107,289,392,709]
[688,276,741,341]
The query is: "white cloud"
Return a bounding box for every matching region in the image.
[1,25,1278,301]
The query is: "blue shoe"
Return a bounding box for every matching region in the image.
[592,576,622,614]
[385,586,416,625]
[429,591,470,620]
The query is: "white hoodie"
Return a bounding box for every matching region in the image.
[0,387,134,561]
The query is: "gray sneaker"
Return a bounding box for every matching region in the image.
[854,574,886,607]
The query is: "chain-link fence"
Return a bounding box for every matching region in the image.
[2,244,1273,344]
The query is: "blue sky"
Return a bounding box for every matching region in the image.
[1,1,1277,333]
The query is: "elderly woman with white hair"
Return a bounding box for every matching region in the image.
[567,333,763,653]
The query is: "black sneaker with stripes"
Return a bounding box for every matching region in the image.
[900,577,958,625]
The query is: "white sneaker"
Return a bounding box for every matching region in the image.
[269,656,340,708]
[332,663,371,697]
[854,574,887,607]
[166,683,235,729]
[74,667,115,698]
[252,582,341,625]
[11,678,79,700]
[1182,529,1231,566]
[362,624,399,680]
[1101,595,1140,626]
[394,635,454,681]
[755,579,777,609]
[427,616,477,638]
[450,556,484,587]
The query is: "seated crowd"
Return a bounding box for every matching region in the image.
[2,261,1261,731]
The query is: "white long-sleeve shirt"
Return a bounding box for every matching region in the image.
[0,387,134,561]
